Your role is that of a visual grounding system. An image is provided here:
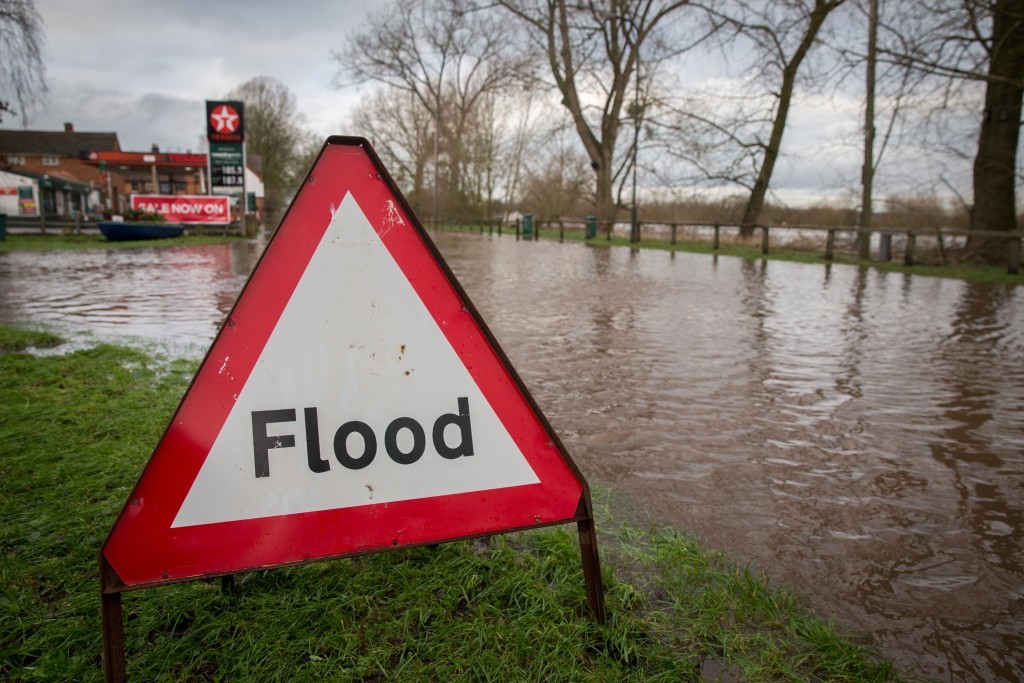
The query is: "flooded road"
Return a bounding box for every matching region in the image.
[0,241,265,356]
[2,234,1022,682]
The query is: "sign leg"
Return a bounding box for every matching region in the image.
[576,516,607,624]
[101,590,126,683]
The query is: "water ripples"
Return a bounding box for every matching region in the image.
[1,234,1022,681]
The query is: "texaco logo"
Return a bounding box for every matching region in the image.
[210,105,241,134]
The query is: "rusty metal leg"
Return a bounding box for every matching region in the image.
[576,515,607,625]
[101,590,126,683]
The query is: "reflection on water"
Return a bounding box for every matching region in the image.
[0,241,263,355]
[1,234,1021,682]
[432,235,1024,683]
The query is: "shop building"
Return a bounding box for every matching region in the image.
[1,122,264,223]
[0,122,123,216]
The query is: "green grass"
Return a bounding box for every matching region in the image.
[0,326,63,352]
[0,233,250,252]
[432,224,1024,285]
[0,326,912,681]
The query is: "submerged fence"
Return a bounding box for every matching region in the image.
[5,211,1019,275]
[1,214,252,237]
[428,217,1023,275]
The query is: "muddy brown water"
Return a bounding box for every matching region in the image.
[1,234,1021,682]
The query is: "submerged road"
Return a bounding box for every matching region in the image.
[1,233,1021,681]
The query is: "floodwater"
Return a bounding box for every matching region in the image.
[1,234,1022,682]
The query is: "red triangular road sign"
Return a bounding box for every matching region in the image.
[102,137,588,589]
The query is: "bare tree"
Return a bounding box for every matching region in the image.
[493,0,707,228]
[877,0,1024,261]
[349,88,439,217]
[334,0,532,221]
[715,0,847,230]
[226,76,309,219]
[644,0,846,231]
[0,0,46,124]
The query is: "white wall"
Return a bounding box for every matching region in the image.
[0,170,37,216]
[245,167,264,199]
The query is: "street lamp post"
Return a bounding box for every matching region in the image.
[630,57,641,243]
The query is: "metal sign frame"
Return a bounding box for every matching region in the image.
[99,137,605,681]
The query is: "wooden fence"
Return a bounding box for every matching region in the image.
[430,217,1023,275]
[7,212,1019,275]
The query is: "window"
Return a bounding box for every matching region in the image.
[6,155,25,165]
[42,156,60,166]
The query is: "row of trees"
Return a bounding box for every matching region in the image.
[5,0,1017,261]
[331,0,1022,262]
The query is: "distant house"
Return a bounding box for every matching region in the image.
[0,122,266,222]
[0,122,125,216]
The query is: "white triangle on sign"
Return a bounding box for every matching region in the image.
[173,192,540,528]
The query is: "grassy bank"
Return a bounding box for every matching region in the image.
[0,233,250,252]
[432,224,1023,286]
[0,326,911,681]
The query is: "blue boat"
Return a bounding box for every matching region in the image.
[98,221,185,241]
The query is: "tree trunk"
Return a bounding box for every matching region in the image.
[969,0,1024,262]
[740,0,840,233]
[739,82,791,234]
[594,160,617,235]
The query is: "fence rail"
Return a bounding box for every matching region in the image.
[1,214,249,237]
[428,217,1023,275]
[6,212,1020,274]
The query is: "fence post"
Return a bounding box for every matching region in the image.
[879,233,892,261]
[670,223,677,245]
[1008,236,1021,275]
[39,211,46,235]
[515,218,520,241]
[904,231,916,266]
[713,224,720,250]
[559,220,564,242]
[825,229,835,261]
[761,225,770,255]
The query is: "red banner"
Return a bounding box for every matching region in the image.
[131,195,231,224]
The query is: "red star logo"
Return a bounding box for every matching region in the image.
[210,105,240,134]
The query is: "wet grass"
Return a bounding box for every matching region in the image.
[433,224,1023,285]
[0,325,914,681]
[0,234,250,252]
[0,326,63,352]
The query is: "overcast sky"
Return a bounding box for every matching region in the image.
[1,0,978,207]
[1,0,372,152]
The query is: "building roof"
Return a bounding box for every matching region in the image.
[1,168,97,193]
[0,128,121,157]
